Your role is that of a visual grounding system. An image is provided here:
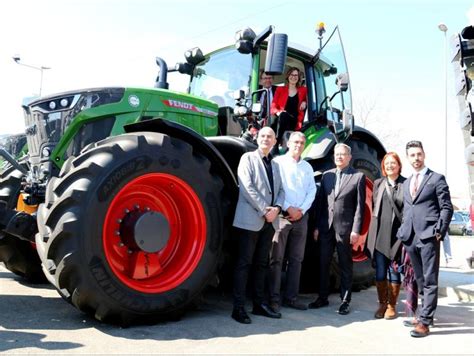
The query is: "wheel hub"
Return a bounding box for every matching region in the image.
[134,211,170,253]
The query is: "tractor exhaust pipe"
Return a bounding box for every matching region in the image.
[154,57,169,89]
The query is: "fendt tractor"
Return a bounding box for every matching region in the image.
[452,25,474,219]
[0,25,386,325]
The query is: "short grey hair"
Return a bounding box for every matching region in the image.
[334,143,351,155]
[288,131,306,142]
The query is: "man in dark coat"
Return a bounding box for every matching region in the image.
[397,140,453,337]
[309,143,366,315]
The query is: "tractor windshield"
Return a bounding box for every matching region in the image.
[317,27,352,113]
[189,47,252,108]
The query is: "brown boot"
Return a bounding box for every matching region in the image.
[374,281,388,319]
[385,283,401,319]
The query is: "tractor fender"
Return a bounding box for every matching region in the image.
[124,118,242,194]
[304,125,386,161]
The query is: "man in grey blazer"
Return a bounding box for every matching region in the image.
[309,143,366,315]
[231,127,285,324]
[397,140,453,337]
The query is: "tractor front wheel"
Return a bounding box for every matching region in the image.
[36,132,225,325]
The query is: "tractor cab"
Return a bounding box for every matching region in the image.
[181,25,354,145]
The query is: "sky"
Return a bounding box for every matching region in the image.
[0,0,472,205]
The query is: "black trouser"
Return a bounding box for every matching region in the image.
[318,228,353,303]
[233,223,274,308]
[403,233,440,326]
[274,112,297,146]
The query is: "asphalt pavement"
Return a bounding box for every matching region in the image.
[0,236,473,354]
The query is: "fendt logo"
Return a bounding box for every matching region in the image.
[162,99,217,117]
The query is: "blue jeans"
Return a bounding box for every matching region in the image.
[374,250,401,284]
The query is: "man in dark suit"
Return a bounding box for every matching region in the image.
[397,140,453,337]
[309,143,366,315]
[257,70,277,123]
[231,126,285,324]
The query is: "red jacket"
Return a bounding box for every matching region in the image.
[270,85,308,130]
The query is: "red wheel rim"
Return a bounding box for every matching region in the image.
[352,178,374,262]
[103,173,206,293]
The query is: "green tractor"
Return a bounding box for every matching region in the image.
[0,25,385,325]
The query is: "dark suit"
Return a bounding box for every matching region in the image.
[396,168,453,326]
[314,166,366,302]
[257,85,277,120]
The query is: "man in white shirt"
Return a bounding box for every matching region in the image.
[269,131,317,311]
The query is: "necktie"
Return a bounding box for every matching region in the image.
[335,170,341,195]
[261,89,269,117]
[411,173,419,199]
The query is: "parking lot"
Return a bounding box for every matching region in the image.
[0,236,472,354]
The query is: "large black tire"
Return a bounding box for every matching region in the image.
[301,139,381,292]
[0,164,45,283]
[36,132,225,325]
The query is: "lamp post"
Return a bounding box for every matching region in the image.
[438,23,448,180]
[12,55,50,96]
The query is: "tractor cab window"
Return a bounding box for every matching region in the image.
[189,47,252,107]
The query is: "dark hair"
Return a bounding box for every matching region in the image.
[405,140,424,152]
[381,152,402,177]
[285,67,302,87]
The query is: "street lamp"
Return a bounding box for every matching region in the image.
[438,23,448,180]
[12,55,51,96]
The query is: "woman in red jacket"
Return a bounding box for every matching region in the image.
[270,67,307,146]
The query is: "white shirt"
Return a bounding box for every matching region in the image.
[274,154,317,214]
[410,166,428,194]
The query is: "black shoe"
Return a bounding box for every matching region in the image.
[252,303,282,319]
[338,301,350,315]
[308,298,329,309]
[269,301,281,313]
[231,307,251,324]
[282,299,308,310]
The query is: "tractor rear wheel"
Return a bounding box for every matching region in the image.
[0,164,45,283]
[36,132,225,325]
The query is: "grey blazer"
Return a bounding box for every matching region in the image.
[233,150,285,232]
[314,166,366,236]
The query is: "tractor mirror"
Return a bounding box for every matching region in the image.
[335,73,349,92]
[326,107,353,143]
[264,33,288,75]
[342,109,354,136]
